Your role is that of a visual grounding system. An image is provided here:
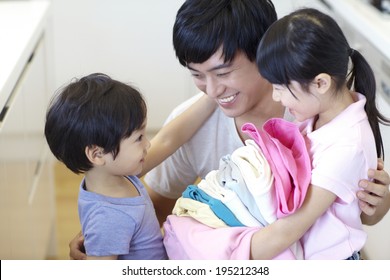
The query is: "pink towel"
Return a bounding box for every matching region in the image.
[163,215,297,260]
[241,118,311,218]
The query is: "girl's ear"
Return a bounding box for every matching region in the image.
[85,145,105,166]
[313,73,332,94]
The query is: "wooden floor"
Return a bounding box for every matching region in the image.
[54,161,83,260]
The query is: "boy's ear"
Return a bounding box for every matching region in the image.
[85,145,105,166]
[313,73,332,94]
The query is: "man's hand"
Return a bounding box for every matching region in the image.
[69,231,87,260]
[358,159,390,225]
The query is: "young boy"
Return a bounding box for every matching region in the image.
[45,73,167,259]
[46,73,215,259]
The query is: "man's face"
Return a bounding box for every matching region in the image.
[187,47,272,119]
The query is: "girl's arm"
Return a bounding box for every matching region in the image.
[250,185,337,259]
[139,94,216,177]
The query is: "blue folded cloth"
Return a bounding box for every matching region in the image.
[182,185,244,227]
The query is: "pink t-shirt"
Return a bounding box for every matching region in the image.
[299,93,377,259]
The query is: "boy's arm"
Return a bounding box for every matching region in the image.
[139,94,216,177]
[250,185,336,260]
[359,159,390,225]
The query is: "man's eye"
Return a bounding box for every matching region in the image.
[190,72,201,78]
[217,72,230,77]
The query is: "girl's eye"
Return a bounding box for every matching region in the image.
[137,134,143,141]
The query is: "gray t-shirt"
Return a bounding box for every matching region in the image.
[144,93,292,199]
[78,175,167,259]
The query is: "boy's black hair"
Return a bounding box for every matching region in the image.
[44,73,147,174]
[173,0,277,66]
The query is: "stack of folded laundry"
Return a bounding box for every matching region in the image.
[163,118,312,260]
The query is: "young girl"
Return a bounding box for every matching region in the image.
[250,8,390,259]
[44,73,215,260]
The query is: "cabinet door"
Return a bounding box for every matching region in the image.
[24,37,56,259]
[0,59,31,258]
[0,36,55,259]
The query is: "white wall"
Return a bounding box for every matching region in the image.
[47,0,196,131]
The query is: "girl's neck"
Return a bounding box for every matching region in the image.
[314,89,355,130]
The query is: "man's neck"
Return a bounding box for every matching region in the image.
[235,102,285,141]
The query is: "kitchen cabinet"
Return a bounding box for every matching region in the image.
[0,1,55,259]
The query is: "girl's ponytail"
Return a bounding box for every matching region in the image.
[349,48,390,159]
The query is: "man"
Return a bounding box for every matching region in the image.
[70,0,390,259]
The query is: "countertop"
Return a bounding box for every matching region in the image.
[0,0,50,112]
[325,0,390,59]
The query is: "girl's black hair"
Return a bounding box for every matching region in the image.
[257,8,390,158]
[44,73,147,174]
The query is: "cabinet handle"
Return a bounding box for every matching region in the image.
[381,81,390,100]
[0,106,9,123]
[0,47,36,129]
[28,160,42,205]
[319,0,333,11]
[28,147,50,205]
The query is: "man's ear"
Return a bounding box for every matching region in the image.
[313,73,332,94]
[85,145,105,166]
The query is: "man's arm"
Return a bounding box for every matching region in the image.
[69,231,86,260]
[359,159,390,225]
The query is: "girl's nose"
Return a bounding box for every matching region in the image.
[272,89,281,102]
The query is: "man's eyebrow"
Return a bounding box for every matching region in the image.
[187,62,233,72]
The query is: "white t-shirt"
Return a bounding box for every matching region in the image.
[144,93,291,199]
